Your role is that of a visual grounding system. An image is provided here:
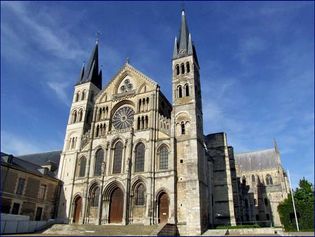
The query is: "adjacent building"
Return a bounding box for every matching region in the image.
[1,151,62,221]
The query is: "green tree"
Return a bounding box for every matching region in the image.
[278,178,314,231]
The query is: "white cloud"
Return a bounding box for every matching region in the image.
[47,81,70,106]
[1,131,45,155]
[2,1,85,60]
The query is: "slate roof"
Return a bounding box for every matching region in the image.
[17,150,61,167]
[1,151,61,179]
[235,148,280,172]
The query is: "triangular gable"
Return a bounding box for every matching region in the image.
[95,63,158,103]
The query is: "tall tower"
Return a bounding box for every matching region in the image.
[57,41,102,221]
[172,10,208,235]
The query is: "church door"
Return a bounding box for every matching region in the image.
[73,196,82,223]
[109,187,124,223]
[158,192,169,223]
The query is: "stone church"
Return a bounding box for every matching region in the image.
[57,11,289,235]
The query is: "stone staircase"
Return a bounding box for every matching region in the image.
[151,223,179,236]
[42,223,159,236]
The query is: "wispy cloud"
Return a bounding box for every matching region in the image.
[1,130,47,155]
[1,1,85,60]
[47,81,70,106]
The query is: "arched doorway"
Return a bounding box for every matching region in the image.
[158,192,169,223]
[73,196,82,223]
[109,187,124,223]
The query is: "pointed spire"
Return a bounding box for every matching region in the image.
[173,37,178,58]
[76,41,102,89]
[173,10,198,65]
[178,10,189,54]
[187,33,193,54]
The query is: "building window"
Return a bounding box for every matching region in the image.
[181,63,185,74]
[113,141,123,174]
[176,64,180,75]
[94,148,104,176]
[16,178,25,195]
[252,174,255,183]
[181,123,185,135]
[78,110,83,122]
[135,143,145,172]
[184,84,189,96]
[178,85,182,98]
[135,184,145,205]
[81,90,86,100]
[11,203,20,215]
[78,157,86,177]
[35,207,43,221]
[266,174,273,185]
[186,62,190,73]
[72,110,77,123]
[38,184,47,199]
[90,186,100,207]
[75,92,80,102]
[159,146,168,170]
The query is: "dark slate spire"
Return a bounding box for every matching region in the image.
[173,10,199,66]
[76,41,102,89]
[179,10,189,53]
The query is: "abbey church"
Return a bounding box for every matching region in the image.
[56,11,290,235]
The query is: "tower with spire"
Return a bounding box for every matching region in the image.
[171,10,208,234]
[57,41,102,221]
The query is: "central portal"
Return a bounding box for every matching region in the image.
[109,187,124,223]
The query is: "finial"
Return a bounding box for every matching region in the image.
[96,31,101,44]
[181,1,185,15]
[126,57,130,64]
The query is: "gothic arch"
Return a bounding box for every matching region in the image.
[137,82,147,94]
[103,180,125,201]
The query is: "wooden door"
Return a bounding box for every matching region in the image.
[158,192,169,223]
[109,187,123,223]
[73,196,82,223]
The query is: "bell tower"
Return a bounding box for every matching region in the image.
[57,41,102,221]
[172,10,208,235]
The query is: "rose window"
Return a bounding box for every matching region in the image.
[112,106,135,129]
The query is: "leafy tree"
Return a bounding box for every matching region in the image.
[278,178,314,231]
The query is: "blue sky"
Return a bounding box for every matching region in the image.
[1,1,314,187]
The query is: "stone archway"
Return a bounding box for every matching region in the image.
[73,196,82,223]
[109,187,124,223]
[158,192,169,223]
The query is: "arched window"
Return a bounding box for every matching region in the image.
[113,142,123,174]
[135,184,145,205]
[75,92,79,102]
[135,143,145,172]
[72,110,77,123]
[184,84,189,96]
[90,186,100,207]
[252,174,256,183]
[94,149,104,176]
[78,156,86,177]
[181,63,185,74]
[178,85,182,98]
[266,174,273,185]
[81,90,86,100]
[78,110,83,122]
[181,122,185,135]
[186,62,190,73]
[159,145,168,170]
[176,64,180,75]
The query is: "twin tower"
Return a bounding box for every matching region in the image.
[57,10,236,235]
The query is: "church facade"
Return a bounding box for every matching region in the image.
[57,11,289,235]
